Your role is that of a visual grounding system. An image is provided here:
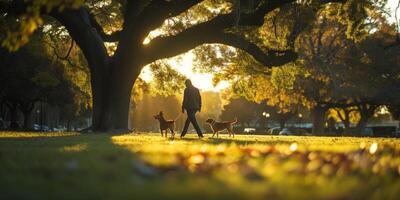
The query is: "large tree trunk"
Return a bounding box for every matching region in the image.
[97,81,132,131]
[277,113,290,129]
[334,108,353,135]
[343,119,351,135]
[22,111,32,130]
[311,105,327,135]
[53,9,143,132]
[91,59,141,132]
[19,101,35,130]
[0,100,5,120]
[6,102,20,130]
[279,119,286,129]
[355,104,377,135]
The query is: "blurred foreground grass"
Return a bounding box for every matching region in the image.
[0,132,399,200]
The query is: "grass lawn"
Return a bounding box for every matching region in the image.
[1,132,400,200]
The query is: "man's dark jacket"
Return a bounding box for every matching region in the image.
[182,86,201,112]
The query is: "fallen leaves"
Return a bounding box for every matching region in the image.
[128,140,400,181]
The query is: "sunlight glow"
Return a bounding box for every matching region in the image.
[143,29,163,45]
[140,51,229,92]
[387,0,400,26]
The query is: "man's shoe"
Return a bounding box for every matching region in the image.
[198,134,204,138]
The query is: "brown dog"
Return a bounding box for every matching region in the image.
[154,111,178,138]
[206,118,237,138]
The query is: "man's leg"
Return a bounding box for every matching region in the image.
[180,117,191,137]
[187,110,203,137]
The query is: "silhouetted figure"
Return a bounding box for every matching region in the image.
[180,79,203,138]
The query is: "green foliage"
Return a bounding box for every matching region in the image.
[337,0,388,41]
[147,61,186,97]
[0,30,91,123]
[1,0,84,51]
[131,77,150,104]
[149,0,233,40]
[220,97,258,125]
[31,71,60,88]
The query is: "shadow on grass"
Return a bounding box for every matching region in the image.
[0,132,246,200]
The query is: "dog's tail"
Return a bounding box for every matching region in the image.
[230,117,238,124]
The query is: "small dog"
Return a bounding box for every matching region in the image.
[206,118,237,138]
[154,111,178,138]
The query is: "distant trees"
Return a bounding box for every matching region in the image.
[315,20,400,134]
[0,32,90,130]
[220,97,258,128]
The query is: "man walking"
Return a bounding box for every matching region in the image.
[180,79,203,138]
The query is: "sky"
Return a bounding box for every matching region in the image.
[140,52,230,92]
[388,0,400,24]
[140,0,400,92]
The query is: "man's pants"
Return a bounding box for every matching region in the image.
[181,109,203,137]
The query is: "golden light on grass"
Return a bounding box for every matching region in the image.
[289,142,298,152]
[360,142,366,149]
[200,145,208,153]
[308,152,318,160]
[0,132,79,138]
[369,142,378,154]
[216,145,226,153]
[3,133,400,199]
[188,154,205,165]
[60,143,87,152]
[250,149,261,157]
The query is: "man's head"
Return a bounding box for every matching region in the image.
[185,79,193,87]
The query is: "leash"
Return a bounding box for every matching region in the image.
[174,112,183,121]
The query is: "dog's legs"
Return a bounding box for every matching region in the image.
[211,130,217,138]
[170,128,175,138]
[216,131,219,138]
[165,129,168,138]
[228,126,234,138]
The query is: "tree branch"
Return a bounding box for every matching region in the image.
[142,23,296,66]
[87,13,122,42]
[142,0,348,66]
[217,33,297,66]
[135,0,202,39]
[50,7,109,74]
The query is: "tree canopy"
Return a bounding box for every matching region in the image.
[0,0,397,132]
